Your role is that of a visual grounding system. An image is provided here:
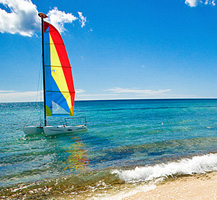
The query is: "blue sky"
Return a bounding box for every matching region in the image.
[1,0,217,102]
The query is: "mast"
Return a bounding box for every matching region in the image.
[38,13,48,126]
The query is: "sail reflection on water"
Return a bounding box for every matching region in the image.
[63,139,89,171]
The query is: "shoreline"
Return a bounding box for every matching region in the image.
[79,171,217,200]
[2,171,217,199]
[2,155,217,199]
[123,172,217,200]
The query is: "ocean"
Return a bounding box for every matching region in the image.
[1,99,217,199]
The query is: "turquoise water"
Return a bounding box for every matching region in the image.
[1,99,217,198]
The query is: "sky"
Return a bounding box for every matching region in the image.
[1,0,217,102]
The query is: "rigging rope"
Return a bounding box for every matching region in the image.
[25,60,43,125]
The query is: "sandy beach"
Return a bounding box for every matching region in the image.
[123,172,217,200]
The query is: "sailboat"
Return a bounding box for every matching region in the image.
[23,13,87,136]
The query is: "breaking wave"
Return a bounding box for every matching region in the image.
[112,153,217,183]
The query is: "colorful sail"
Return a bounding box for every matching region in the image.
[43,21,75,116]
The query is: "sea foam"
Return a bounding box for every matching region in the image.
[112,153,217,183]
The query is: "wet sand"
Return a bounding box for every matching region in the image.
[123,172,217,200]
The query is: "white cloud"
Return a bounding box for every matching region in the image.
[185,0,198,7]
[0,90,42,102]
[106,87,171,95]
[78,12,86,28]
[75,90,199,101]
[74,87,173,100]
[47,7,77,33]
[0,0,87,36]
[75,93,118,100]
[75,89,85,93]
[0,89,206,102]
[0,90,15,93]
[73,87,173,100]
[0,0,40,36]
[185,0,215,7]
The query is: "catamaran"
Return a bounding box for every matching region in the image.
[23,13,87,136]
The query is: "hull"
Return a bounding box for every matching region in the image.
[23,126,44,135]
[43,125,88,136]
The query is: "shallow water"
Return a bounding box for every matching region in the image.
[1,99,217,199]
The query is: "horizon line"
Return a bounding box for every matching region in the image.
[1,97,217,104]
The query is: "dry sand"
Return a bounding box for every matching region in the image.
[123,172,217,200]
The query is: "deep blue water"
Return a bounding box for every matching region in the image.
[1,99,217,198]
